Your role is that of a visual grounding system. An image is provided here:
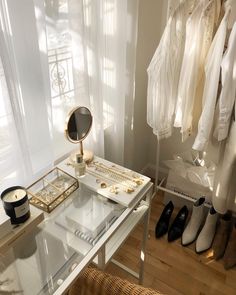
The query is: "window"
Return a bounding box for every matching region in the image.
[0,0,138,191]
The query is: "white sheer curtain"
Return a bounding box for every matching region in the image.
[0,0,138,191]
[0,56,27,192]
[42,0,138,165]
[0,0,53,192]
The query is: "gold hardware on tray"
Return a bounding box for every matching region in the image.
[27,167,78,213]
[86,161,145,195]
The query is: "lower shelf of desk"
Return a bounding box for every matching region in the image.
[93,202,148,265]
[0,208,44,254]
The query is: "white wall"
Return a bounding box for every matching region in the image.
[130,0,167,173]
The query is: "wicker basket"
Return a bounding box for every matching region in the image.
[68,267,162,295]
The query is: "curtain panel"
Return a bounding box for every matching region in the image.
[0,0,138,191]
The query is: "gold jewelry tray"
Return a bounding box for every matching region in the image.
[27,167,78,213]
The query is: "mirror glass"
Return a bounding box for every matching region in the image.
[65,106,92,143]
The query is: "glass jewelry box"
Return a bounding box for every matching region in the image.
[27,167,78,213]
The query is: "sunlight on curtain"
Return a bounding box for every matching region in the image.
[0,0,54,191]
[43,0,138,165]
[0,0,138,193]
[0,0,138,194]
[0,56,26,191]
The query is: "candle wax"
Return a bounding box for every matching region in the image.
[3,189,26,203]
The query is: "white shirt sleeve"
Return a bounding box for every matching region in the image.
[147,1,194,139]
[193,9,230,151]
[174,0,218,141]
[167,0,181,19]
[214,22,236,141]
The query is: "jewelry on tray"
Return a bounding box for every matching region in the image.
[100,182,107,188]
[87,169,135,194]
[109,186,119,194]
[92,161,144,186]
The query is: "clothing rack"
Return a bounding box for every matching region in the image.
[151,0,236,213]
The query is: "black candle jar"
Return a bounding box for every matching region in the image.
[1,186,30,224]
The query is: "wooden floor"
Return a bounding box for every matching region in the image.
[105,193,236,295]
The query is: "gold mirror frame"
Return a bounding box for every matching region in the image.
[64,106,93,158]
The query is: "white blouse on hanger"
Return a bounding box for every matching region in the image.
[147,0,196,139]
[174,0,219,141]
[167,0,182,18]
[213,22,236,141]
[167,0,195,19]
[193,8,231,151]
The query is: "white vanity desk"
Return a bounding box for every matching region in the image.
[0,156,153,295]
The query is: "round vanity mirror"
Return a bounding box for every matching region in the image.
[65,106,92,143]
[65,106,93,162]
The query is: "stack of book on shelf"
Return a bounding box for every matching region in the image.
[55,196,118,245]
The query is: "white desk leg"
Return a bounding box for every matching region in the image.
[139,190,152,284]
[97,246,106,270]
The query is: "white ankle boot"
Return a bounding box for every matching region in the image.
[182,197,205,246]
[196,207,219,253]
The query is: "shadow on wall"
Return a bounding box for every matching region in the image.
[131,0,167,173]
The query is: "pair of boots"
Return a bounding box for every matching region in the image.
[182,198,219,253]
[155,201,188,242]
[212,214,236,270]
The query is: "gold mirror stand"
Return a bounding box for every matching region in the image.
[65,106,94,164]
